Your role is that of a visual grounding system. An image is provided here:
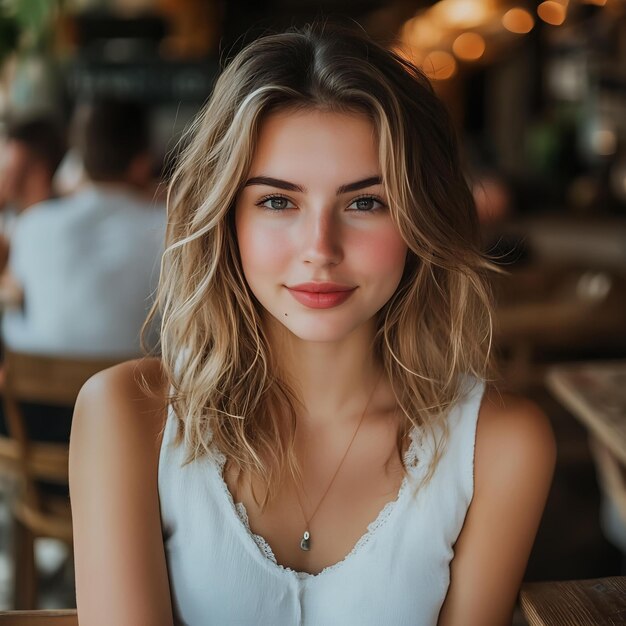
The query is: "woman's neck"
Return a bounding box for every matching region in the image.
[266,317,390,430]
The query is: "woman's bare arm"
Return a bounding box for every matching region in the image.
[69,358,174,626]
[438,387,557,626]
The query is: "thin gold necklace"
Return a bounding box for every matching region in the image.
[294,373,383,551]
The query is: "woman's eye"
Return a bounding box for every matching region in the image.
[349,196,385,212]
[258,196,295,211]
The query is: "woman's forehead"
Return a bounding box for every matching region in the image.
[248,109,381,186]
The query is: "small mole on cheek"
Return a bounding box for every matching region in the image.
[284,313,288,317]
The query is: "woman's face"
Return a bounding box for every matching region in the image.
[234,108,408,343]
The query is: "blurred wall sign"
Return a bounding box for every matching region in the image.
[66,59,218,103]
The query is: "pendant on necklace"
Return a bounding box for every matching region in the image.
[300,530,311,551]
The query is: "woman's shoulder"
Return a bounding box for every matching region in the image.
[80,355,165,392]
[70,357,169,465]
[472,383,557,517]
[69,358,175,625]
[476,384,556,475]
[78,357,167,409]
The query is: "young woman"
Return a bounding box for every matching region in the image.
[69,25,556,626]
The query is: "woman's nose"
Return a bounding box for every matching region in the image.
[300,210,343,267]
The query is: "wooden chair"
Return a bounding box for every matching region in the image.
[0,610,78,625]
[0,350,119,609]
[519,576,626,625]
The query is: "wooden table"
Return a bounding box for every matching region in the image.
[520,576,626,625]
[543,363,626,623]
[546,361,626,466]
[0,610,77,625]
[546,360,626,525]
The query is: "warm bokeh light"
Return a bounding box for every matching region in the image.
[452,32,486,60]
[537,1,567,26]
[422,51,457,80]
[407,16,445,49]
[591,128,617,156]
[581,0,607,4]
[502,7,535,33]
[432,0,491,29]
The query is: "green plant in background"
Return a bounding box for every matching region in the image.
[0,0,69,119]
[0,0,66,57]
[0,8,19,65]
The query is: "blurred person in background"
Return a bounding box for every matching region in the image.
[0,117,66,270]
[0,98,165,443]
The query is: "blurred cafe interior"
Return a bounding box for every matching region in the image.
[0,0,625,621]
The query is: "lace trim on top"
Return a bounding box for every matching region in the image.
[208,424,429,580]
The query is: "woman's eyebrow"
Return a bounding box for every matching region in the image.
[244,176,303,192]
[337,176,382,194]
[243,175,383,194]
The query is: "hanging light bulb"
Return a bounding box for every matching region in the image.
[502,7,535,33]
[432,0,491,29]
[452,33,486,60]
[410,16,446,48]
[537,1,567,26]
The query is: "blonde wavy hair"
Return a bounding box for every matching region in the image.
[148,24,498,510]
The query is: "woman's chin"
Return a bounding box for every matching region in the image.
[276,317,366,344]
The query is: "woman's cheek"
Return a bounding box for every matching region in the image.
[358,228,407,278]
[239,220,292,278]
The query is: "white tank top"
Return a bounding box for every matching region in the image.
[158,376,485,626]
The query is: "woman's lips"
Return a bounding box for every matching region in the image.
[286,287,356,309]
